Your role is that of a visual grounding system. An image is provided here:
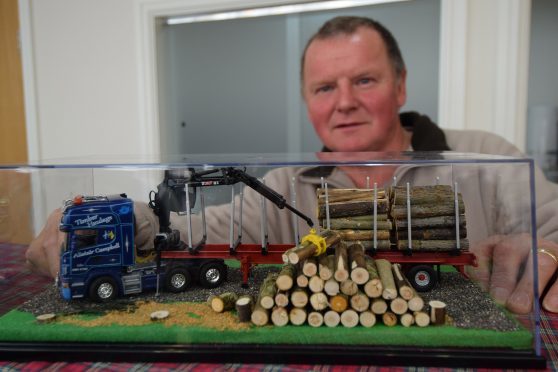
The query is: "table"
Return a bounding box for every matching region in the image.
[0,243,554,371]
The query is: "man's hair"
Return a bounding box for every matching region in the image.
[300,16,406,84]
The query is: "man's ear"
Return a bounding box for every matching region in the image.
[396,69,407,108]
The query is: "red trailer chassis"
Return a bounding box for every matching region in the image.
[161,244,477,290]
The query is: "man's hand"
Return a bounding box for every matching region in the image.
[468,234,558,314]
[25,209,64,278]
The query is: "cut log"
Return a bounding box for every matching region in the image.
[408,295,425,312]
[289,307,307,326]
[396,239,469,251]
[302,257,318,277]
[396,227,467,240]
[308,311,324,328]
[324,310,341,327]
[325,217,391,230]
[318,199,389,219]
[324,278,340,296]
[359,311,377,328]
[391,185,462,205]
[382,311,398,327]
[363,258,383,298]
[334,243,349,282]
[276,264,296,291]
[36,313,56,323]
[400,313,415,327]
[150,310,169,321]
[339,229,390,241]
[308,275,325,293]
[271,306,289,327]
[235,295,253,322]
[371,298,388,315]
[251,303,269,326]
[350,291,370,312]
[210,292,239,313]
[296,273,309,288]
[392,263,414,300]
[348,243,369,285]
[340,309,359,328]
[389,297,408,315]
[391,204,465,219]
[317,188,386,203]
[364,278,383,299]
[340,279,358,296]
[318,254,334,281]
[429,300,447,325]
[290,287,309,308]
[259,273,278,309]
[274,290,289,308]
[330,294,348,313]
[348,240,392,251]
[414,311,430,327]
[310,292,329,311]
[396,215,466,228]
[376,259,397,300]
[288,230,341,264]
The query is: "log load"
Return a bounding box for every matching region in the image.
[249,257,434,328]
[390,184,468,253]
[317,187,390,255]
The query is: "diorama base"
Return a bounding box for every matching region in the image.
[0,342,546,369]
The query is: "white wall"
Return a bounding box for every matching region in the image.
[28,0,142,160]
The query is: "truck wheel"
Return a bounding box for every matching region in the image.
[165,267,192,293]
[199,262,227,288]
[89,276,118,302]
[407,265,437,292]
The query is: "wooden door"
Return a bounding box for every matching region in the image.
[0,0,32,244]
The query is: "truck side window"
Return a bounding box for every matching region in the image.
[73,229,98,249]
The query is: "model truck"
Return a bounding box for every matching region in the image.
[57,167,476,302]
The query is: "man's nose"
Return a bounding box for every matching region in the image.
[336,84,358,112]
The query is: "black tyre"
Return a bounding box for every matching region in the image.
[407,265,437,292]
[89,276,118,302]
[165,266,192,293]
[199,262,227,288]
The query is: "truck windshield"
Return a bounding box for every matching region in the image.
[72,229,98,250]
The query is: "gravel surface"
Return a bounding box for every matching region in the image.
[19,269,520,331]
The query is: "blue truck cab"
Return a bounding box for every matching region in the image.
[58,194,226,302]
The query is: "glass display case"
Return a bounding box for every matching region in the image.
[0,152,546,368]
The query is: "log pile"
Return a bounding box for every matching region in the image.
[391,185,468,251]
[250,254,433,328]
[317,188,392,251]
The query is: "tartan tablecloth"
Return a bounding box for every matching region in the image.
[0,243,554,371]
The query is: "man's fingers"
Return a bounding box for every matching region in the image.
[25,209,62,278]
[468,235,501,291]
[25,233,51,276]
[488,235,530,305]
[506,254,533,314]
[537,243,558,312]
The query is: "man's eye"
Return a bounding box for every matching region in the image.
[357,77,373,85]
[316,85,333,94]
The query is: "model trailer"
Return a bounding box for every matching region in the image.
[56,167,476,302]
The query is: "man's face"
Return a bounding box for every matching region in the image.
[302,27,407,152]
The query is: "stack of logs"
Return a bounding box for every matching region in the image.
[391,185,468,251]
[250,245,435,328]
[318,188,392,251]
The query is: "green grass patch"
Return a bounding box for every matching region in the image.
[0,309,532,350]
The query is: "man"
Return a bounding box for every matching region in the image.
[27,16,558,314]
